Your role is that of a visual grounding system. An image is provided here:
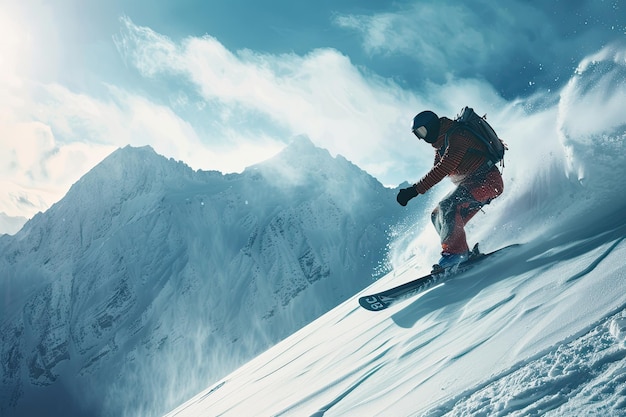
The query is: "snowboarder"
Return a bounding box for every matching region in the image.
[396,110,504,269]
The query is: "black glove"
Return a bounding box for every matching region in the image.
[396,186,418,206]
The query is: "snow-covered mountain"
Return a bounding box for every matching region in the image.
[0,136,409,417]
[163,49,626,415]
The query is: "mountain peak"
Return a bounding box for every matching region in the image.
[246,135,375,191]
[109,144,159,160]
[266,135,331,167]
[284,135,317,151]
[96,145,166,176]
[64,145,194,201]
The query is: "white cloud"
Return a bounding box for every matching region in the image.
[0,72,290,218]
[115,17,438,185]
[8,9,607,221]
[0,112,114,217]
[333,1,553,80]
[0,14,524,219]
[334,4,492,69]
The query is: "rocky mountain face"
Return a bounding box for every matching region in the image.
[0,138,408,417]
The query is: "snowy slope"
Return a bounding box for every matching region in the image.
[166,237,626,417]
[0,137,409,417]
[165,47,626,416]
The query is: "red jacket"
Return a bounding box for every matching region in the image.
[414,117,492,194]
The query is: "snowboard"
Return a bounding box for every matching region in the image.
[359,245,517,311]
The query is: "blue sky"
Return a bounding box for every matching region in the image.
[1,0,625,218]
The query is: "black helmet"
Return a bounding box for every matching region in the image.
[411,111,440,143]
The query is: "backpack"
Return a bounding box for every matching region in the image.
[445,107,506,167]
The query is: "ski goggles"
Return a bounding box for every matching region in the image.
[412,126,428,139]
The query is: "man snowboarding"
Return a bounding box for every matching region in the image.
[396,109,504,269]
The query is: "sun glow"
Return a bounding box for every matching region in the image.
[0,7,37,84]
